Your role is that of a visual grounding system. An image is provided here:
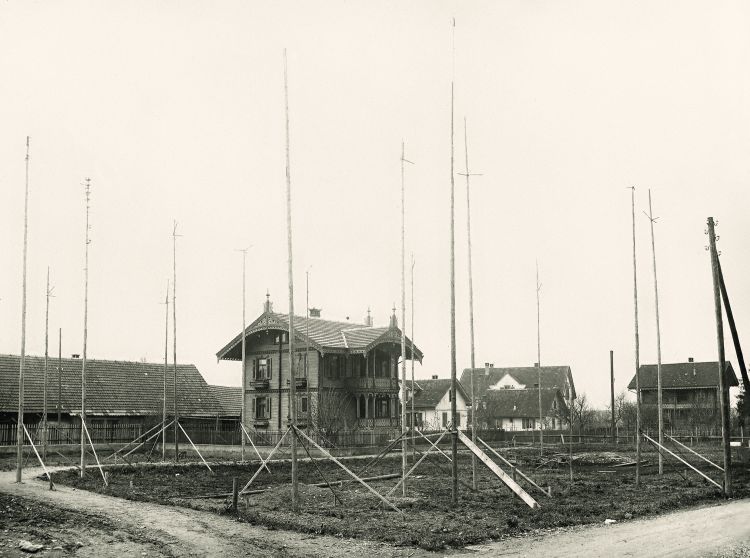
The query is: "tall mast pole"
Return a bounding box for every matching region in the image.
[646,189,663,475]
[400,140,412,496]
[536,262,543,456]
[172,221,180,461]
[610,350,615,443]
[283,49,299,512]
[410,255,416,463]
[16,136,30,484]
[461,118,478,490]
[707,217,732,496]
[449,17,458,505]
[80,178,91,478]
[57,328,62,424]
[630,187,642,487]
[239,249,248,462]
[162,280,169,461]
[43,267,52,460]
[305,268,311,426]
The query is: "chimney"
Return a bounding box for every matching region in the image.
[534,362,540,367]
[309,307,321,318]
[688,357,694,363]
[432,374,438,379]
[485,362,491,376]
[389,305,398,328]
[364,307,373,327]
[71,354,80,359]
[263,291,273,313]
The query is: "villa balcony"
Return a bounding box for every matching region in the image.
[356,417,400,429]
[346,377,399,391]
[252,417,270,427]
[250,378,270,389]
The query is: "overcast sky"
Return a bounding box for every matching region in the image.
[2,1,750,408]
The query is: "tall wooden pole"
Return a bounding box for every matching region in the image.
[57,328,62,424]
[81,178,91,478]
[610,350,615,443]
[568,383,573,483]
[462,118,478,490]
[305,268,311,425]
[172,221,179,462]
[16,136,30,484]
[162,280,169,461]
[400,141,412,496]
[449,18,458,506]
[43,267,51,460]
[239,250,247,462]
[646,189,663,475]
[630,187,642,487]
[536,263,543,455]
[283,49,299,512]
[410,256,416,462]
[707,217,732,497]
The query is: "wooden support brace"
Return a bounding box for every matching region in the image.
[386,430,448,497]
[105,421,164,461]
[22,424,54,489]
[643,433,722,490]
[123,420,174,459]
[81,420,108,486]
[178,422,213,473]
[240,427,290,494]
[665,434,724,472]
[240,422,272,474]
[416,428,452,462]
[478,437,550,498]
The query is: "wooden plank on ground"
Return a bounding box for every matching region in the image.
[458,430,538,509]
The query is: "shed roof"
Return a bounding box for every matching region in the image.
[627,361,738,390]
[217,311,423,361]
[483,388,568,419]
[208,385,242,417]
[460,366,575,399]
[0,354,220,417]
[405,378,469,409]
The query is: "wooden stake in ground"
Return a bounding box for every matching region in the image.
[80,178,92,478]
[283,49,299,512]
[459,117,481,491]
[43,267,54,461]
[707,217,732,497]
[536,262,543,456]
[610,350,615,444]
[16,136,30,484]
[645,189,664,475]
[629,186,642,487]
[448,17,458,505]
[162,280,169,461]
[172,221,180,462]
[238,248,248,462]
[400,140,413,496]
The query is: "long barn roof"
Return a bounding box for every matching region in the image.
[460,366,576,399]
[628,361,738,390]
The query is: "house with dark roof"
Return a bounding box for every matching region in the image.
[404,376,469,430]
[460,364,575,430]
[216,295,423,432]
[627,358,738,425]
[0,353,238,445]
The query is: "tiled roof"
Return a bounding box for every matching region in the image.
[627,361,738,390]
[0,354,220,417]
[483,388,568,419]
[460,366,575,399]
[208,385,242,417]
[217,311,423,361]
[405,378,469,409]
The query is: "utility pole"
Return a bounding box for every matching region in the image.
[172,221,180,462]
[16,136,30,484]
[283,49,299,512]
[536,262,543,456]
[400,141,413,496]
[568,383,573,483]
[305,267,311,427]
[162,280,169,461]
[646,189,663,475]
[449,17,458,506]
[610,350,615,444]
[238,249,248,462]
[410,255,416,463]
[81,178,92,478]
[57,329,62,424]
[43,268,54,460]
[629,187,642,487]
[707,217,732,497]
[459,117,481,491]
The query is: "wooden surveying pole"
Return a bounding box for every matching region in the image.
[400,141,413,496]
[646,189,663,475]
[449,18,458,505]
[81,178,92,478]
[610,350,615,443]
[629,187,642,487]
[162,280,169,461]
[536,263,543,456]
[239,249,248,462]
[707,217,732,497]
[57,329,62,424]
[43,267,53,460]
[283,49,299,512]
[410,255,416,463]
[172,221,180,462]
[16,136,30,484]
[305,268,311,427]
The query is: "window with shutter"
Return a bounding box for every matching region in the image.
[267,397,272,419]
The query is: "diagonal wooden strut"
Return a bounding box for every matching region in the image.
[477,437,550,498]
[643,433,722,490]
[240,427,290,494]
[386,430,448,497]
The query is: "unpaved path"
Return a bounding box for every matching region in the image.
[458,499,750,557]
[0,467,431,557]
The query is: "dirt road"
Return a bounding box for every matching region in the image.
[2,466,749,557]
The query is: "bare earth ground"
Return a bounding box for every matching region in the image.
[2,462,750,557]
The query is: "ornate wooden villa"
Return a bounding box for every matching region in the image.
[216,295,423,433]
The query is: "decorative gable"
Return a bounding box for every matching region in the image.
[489,373,525,390]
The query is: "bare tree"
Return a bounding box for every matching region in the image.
[308,387,355,437]
[571,393,595,437]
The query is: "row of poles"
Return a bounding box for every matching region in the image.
[15,137,184,484]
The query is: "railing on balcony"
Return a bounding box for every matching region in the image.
[252,416,270,426]
[250,378,270,389]
[356,417,400,429]
[346,377,399,390]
